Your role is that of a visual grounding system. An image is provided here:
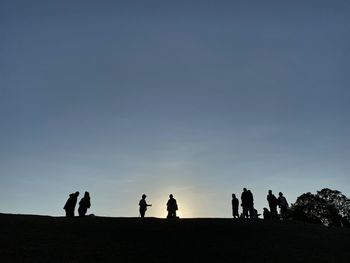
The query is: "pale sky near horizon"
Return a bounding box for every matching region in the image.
[1,1,350,218]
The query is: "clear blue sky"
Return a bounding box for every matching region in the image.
[1,0,350,217]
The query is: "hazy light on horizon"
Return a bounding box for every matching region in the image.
[1,1,350,218]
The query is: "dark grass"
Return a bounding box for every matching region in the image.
[1,213,350,262]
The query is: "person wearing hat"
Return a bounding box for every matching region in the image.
[139,194,152,218]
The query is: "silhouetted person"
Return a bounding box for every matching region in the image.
[64,191,79,217]
[241,188,249,218]
[263,208,271,219]
[78,191,91,217]
[166,194,178,218]
[139,194,152,218]
[267,190,278,219]
[277,192,289,220]
[251,208,260,219]
[246,190,254,218]
[232,193,239,218]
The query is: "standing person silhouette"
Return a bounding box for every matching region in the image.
[277,192,289,220]
[232,193,239,218]
[166,194,178,219]
[241,188,249,218]
[247,190,254,218]
[64,191,79,217]
[78,191,91,217]
[267,190,278,219]
[139,194,152,218]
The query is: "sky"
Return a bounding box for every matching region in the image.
[1,0,350,218]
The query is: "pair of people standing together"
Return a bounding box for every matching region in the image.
[268,191,288,219]
[139,194,178,218]
[64,191,91,217]
[232,188,255,219]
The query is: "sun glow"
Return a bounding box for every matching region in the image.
[151,199,194,218]
[147,190,196,218]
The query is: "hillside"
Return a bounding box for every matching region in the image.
[1,213,350,262]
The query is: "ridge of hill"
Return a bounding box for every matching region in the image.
[1,213,350,262]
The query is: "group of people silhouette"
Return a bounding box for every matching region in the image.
[64,189,287,219]
[232,189,289,220]
[63,192,178,219]
[63,191,91,217]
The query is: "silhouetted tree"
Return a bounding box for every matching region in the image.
[290,188,350,227]
[290,192,327,225]
[317,188,350,224]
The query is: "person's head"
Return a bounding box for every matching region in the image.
[268,190,272,195]
[243,188,247,192]
[169,194,173,199]
[279,192,283,196]
[142,194,147,199]
[232,193,236,198]
[84,191,90,198]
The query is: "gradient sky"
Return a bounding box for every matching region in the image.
[1,0,350,218]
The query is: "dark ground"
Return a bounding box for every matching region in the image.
[1,213,350,263]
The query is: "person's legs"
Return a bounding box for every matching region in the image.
[66,209,74,217]
[248,206,254,218]
[281,206,288,219]
[140,209,145,218]
[242,206,248,218]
